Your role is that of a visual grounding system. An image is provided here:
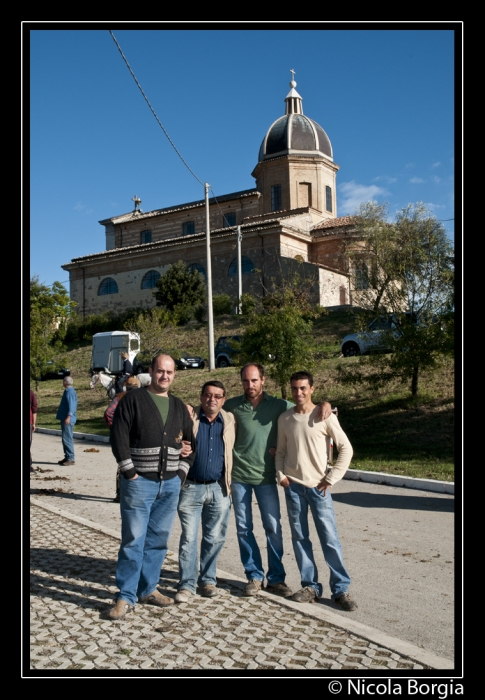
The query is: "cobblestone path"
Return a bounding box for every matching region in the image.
[30,503,428,671]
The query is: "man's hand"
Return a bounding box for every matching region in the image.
[185,404,195,419]
[317,478,332,496]
[181,440,193,458]
[64,416,71,425]
[128,474,139,480]
[279,476,291,489]
[318,401,332,420]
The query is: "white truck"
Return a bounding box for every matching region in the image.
[91,331,140,375]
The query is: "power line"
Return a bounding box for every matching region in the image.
[109,31,240,229]
[109,31,205,188]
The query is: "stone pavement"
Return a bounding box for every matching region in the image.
[29,498,453,673]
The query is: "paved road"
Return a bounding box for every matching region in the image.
[28,431,457,673]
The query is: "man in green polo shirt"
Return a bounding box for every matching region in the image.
[224,363,331,598]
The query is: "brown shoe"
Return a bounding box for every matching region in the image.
[107,599,134,620]
[140,590,174,607]
[63,460,75,466]
[199,584,219,598]
[291,586,317,603]
[58,459,66,465]
[243,579,263,596]
[334,592,358,611]
[266,582,293,598]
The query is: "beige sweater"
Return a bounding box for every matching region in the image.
[275,408,353,488]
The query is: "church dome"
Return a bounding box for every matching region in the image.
[258,78,333,162]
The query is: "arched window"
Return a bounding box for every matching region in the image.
[294,254,304,262]
[188,263,207,280]
[98,277,118,295]
[141,270,160,289]
[228,256,255,276]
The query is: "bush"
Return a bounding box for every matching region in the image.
[212,294,233,316]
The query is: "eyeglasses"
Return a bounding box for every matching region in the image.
[202,393,224,400]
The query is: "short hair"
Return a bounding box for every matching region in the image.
[290,371,314,387]
[150,352,176,370]
[63,376,74,386]
[240,363,265,379]
[125,376,140,390]
[200,380,226,396]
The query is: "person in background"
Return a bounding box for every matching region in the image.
[104,376,141,503]
[30,389,38,472]
[56,376,77,466]
[115,351,133,394]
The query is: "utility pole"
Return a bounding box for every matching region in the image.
[205,183,215,370]
[237,226,242,314]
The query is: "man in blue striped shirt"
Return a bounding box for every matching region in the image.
[175,381,236,602]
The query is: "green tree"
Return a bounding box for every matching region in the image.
[153,261,205,315]
[30,276,76,379]
[124,307,175,361]
[238,266,325,398]
[339,202,454,397]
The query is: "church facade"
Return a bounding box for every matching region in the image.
[62,78,362,318]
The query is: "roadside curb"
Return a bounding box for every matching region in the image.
[36,428,454,496]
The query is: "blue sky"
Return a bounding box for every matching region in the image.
[28,25,458,291]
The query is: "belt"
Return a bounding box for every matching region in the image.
[186,477,218,485]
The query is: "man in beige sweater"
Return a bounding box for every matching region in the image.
[275,371,357,611]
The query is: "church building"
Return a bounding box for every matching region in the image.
[62,77,362,318]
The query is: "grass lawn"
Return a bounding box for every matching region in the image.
[31,309,455,482]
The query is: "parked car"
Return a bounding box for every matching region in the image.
[38,362,71,381]
[173,351,205,370]
[215,335,241,368]
[340,312,431,357]
[340,315,402,357]
[134,350,205,373]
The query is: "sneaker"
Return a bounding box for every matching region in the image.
[63,460,75,466]
[334,592,358,611]
[139,590,173,607]
[174,589,193,604]
[107,599,134,620]
[291,587,317,603]
[198,584,219,598]
[266,582,293,598]
[243,579,263,596]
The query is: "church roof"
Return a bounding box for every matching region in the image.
[99,188,259,226]
[312,215,355,232]
[258,77,333,162]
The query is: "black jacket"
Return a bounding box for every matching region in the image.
[110,387,195,482]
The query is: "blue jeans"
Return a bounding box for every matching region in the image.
[284,481,351,599]
[116,474,181,605]
[177,480,231,593]
[60,421,75,461]
[231,482,286,584]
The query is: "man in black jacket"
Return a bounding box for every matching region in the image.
[107,353,195,620]
[115,351,133,394]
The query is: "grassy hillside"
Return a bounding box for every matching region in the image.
[31,309,454,481]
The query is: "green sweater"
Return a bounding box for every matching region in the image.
[224,392,293,485]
